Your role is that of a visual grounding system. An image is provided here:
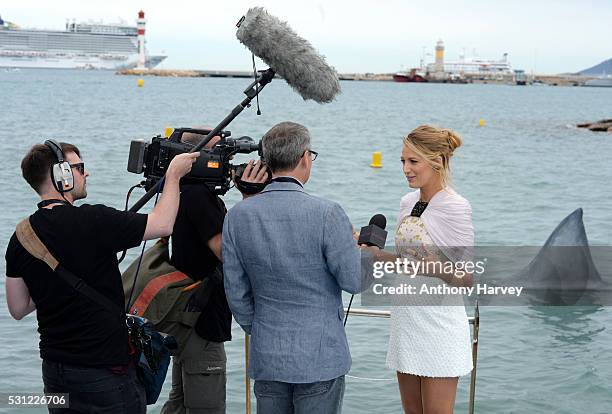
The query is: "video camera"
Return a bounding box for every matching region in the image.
[127,127,266,195]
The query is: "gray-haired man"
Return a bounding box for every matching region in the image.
[222,122,376,414]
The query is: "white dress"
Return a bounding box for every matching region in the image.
[385,214,473,377]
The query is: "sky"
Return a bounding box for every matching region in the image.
[2,0,611,74]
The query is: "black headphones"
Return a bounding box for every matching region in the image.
[44,139,74,193]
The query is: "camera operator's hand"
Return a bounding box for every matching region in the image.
[167,152,200,179]
[241,159,268,184]
[236,159,269,199]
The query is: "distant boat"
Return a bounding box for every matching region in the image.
[583,77,612,87]
[393,68,428,83]
[514,69,527,85]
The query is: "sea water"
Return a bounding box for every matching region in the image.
[1,69,611,413]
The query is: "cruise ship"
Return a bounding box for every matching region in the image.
[0,11,166,70]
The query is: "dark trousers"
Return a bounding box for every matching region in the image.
[42,359,146,414]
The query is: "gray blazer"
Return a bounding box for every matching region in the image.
[222,180,372,383]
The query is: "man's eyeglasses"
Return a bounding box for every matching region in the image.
[70,162,85,175]
[307,150,318,161]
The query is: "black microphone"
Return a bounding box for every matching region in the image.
[358,214,388,249]
[345,214,387,327]
[236,7,341,103]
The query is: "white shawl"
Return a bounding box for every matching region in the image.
[397,188,474,263]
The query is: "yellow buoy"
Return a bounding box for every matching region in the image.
[479,118,486,127]
[370,151,383,168]
[164,127,174,138]
[137,78,144,87]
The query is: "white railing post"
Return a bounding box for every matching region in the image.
[245,333,251,414]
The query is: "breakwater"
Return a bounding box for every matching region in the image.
[118,69,392,81]
[118,69,597,86]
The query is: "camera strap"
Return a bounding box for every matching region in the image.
[37,199,72,209]
[270,176,303,187]
[15,218,123,318]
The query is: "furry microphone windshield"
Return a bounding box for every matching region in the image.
[236,7,341,104]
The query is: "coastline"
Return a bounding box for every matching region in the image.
[117,68,598,86]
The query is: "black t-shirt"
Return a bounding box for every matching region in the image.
[5,204,147,366]
[171,184,232,342]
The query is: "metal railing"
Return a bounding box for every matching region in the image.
[244,302,480,413]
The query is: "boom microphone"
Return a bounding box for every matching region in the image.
[128,8,336,213]
[236,7,341,103]
[358,214,388,249]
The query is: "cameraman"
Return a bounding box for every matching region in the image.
[5,141,198,413]
[161,131,267,414]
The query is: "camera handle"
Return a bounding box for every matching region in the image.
[128,68,276,213]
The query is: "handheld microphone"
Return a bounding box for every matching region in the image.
[345,214,388,327]
[236,7,341,103]
[358,214,388,249]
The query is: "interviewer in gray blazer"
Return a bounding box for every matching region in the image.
[222,122,377,414]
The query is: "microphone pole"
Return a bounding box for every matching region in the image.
[128,68,276,213]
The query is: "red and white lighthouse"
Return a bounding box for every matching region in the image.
[136,10,146,70]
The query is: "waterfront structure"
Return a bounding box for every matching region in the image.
[0,11,166,69]
[424,40,513,79]
[136,10,146,70]
[433,39,445,79]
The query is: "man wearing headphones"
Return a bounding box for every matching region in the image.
[4,141,198,413]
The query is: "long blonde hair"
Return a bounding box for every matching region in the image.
[403,124,463,188]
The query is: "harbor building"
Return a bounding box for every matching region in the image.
[425,40,513,79]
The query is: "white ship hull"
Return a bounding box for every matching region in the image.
[583,78,612,87]
[0,52,165,70]
[0,17,166,70]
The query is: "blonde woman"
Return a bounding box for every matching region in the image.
[385,125,474,414]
